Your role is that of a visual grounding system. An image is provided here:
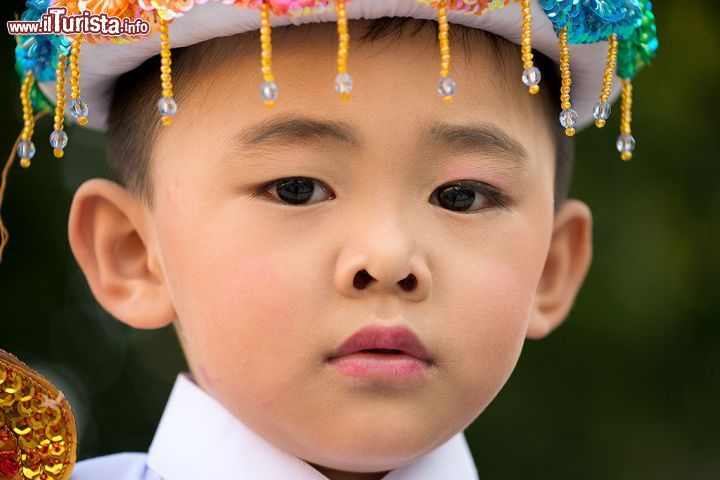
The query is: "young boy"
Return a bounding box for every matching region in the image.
[2,1,657,479]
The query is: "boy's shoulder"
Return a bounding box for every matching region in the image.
[71,452,160,480]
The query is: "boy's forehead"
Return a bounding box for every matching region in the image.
[170,20,547,151]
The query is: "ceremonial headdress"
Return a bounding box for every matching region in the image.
[2,0,658,256]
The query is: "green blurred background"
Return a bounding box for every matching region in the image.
[1,1,718,478]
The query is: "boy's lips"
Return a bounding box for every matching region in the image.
[326,325,434,364]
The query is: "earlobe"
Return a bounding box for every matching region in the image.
[527,199,593,340]
[67,179,176,329]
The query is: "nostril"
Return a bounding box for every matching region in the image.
[353,269,374,289]
[397,273,417,292]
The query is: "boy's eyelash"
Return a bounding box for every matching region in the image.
[253,178,333,199]
[459,182,512,211]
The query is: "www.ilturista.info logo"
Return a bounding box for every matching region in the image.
[7,7,150,36]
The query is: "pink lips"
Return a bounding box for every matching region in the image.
[326,326,434,380]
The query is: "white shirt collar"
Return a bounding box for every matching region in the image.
[147,373,479,480]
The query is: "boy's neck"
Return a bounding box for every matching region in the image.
[310,463,390,480]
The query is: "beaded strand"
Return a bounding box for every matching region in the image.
[520,0,540,95]
[558,27,577,136]
[593,33,618,129]
[436,0,455,104]
[617,78,635,161]
[334,0,352,100]
[68,35,88,126]
[259,1,278,108]
[17,73,36,168]
[51,54,68,158]
[157,16,177,126]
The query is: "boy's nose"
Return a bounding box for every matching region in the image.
[334,250,431,302]
[353,269,417,292]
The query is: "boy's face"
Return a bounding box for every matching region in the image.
[69,21,592,476]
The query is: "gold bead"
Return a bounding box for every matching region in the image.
[621,151,632,161]
[595,118,606,128]
[565,127,576,137]
[77,116,88,126]
[20,158,31,168]
[529,84,540,95]
[442,95,454,105]
[264,100,275,109]
[53,148,64,158]
[161,115,173,126]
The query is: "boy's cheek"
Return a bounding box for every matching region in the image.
[439,259,538,401]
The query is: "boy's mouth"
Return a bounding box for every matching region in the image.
[326,325,434,364]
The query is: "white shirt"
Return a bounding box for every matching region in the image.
[71,373,480,479]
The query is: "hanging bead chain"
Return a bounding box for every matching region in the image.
[69,35,88,126]
[51,53,68,158]
[520,0,540,95]
[18,72,36,168]
[436,0,455,104]
[593,33,617,129]
[157,16,177,126]
[334,0,352,101]
[617,78,635,161]
[259,1,278,108]
[558,27,577,137]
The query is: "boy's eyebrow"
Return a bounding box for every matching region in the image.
[230,116,528,167]
[232,115,362,150]
[421,121,529,166]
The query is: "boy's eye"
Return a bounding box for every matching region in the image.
[429,181,504,213]
[261,177,335,205]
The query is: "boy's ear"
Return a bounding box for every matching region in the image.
[527,199,593,339]
[67,179,176,329]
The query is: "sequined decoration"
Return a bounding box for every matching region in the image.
[436,0,455,105]
[17,73,36,169]
[0,349,77,480]
[68,35,88,126]
[617,0,658,80]
[51,54,68,158]
[557,27,576,137]
[334,0,352,101]
[519,0,540,95]
[259,1,278,108]
[593,33,617,129]
[157,17,177,126]
[617,77,634,161]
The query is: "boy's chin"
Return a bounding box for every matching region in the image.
[287,419,464,474]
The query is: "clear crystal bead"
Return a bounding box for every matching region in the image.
[593,101,611,120]
[70,98,88,119]
[334,73,353,96]
[157,97,178,116]
[260,81,279,102]
[521,66,541,87]
[616,134,636,153]
[49,130,68,149]
[437,76,456,97]
[18,140,36,159]
[559,108,578,128]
